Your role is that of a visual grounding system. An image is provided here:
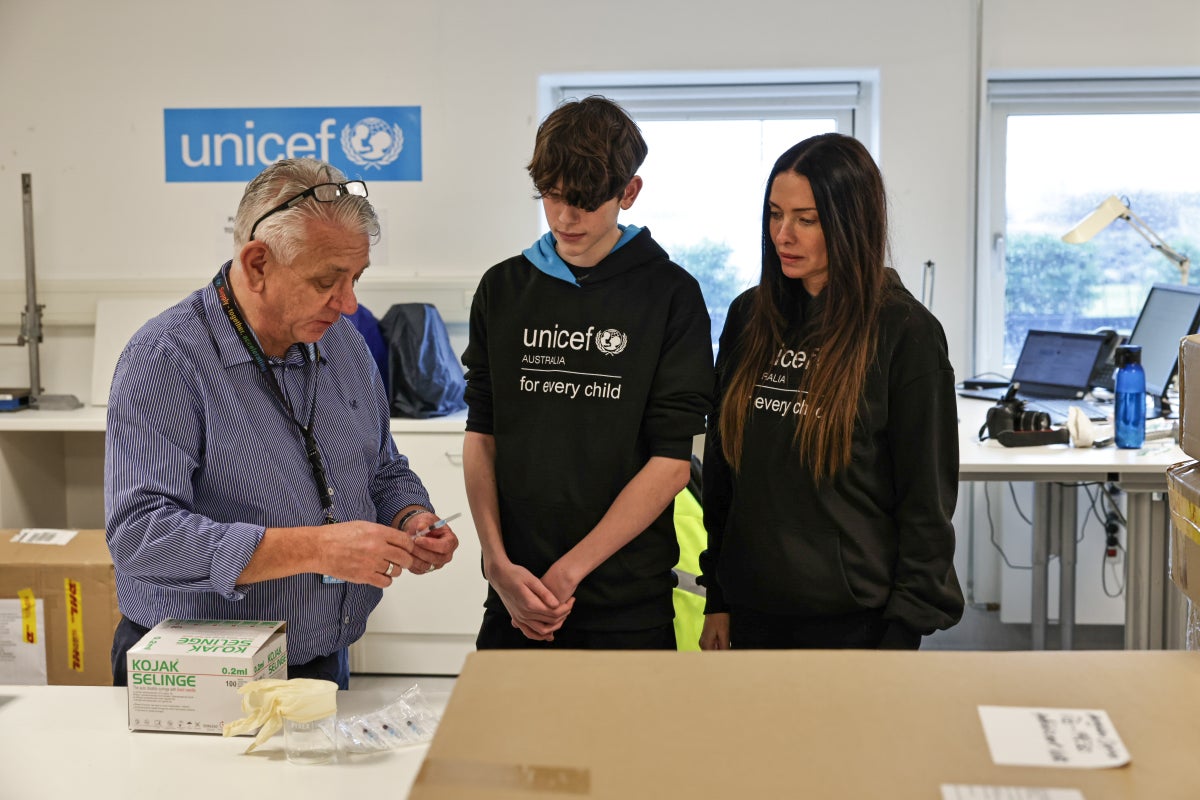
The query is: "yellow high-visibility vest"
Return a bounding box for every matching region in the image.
[672,485,707,651]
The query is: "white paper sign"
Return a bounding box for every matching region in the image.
[12,528,78,545]
[978,706,1130,768]
[214,211,236,264]
[942,784,1085,800]
[0,598,49,685]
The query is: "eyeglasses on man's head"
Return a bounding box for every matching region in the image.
[248,180,369,241]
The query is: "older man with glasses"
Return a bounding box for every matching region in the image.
[105,158,459,689]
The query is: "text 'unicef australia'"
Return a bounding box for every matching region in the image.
[164,107,422,182]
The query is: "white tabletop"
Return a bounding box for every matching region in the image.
[0,405,108,432]
[0,685,433,799]
[957,396,1188,479]
[4,399,1186,480]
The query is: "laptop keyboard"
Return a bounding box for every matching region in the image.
[1024,398,1110,425]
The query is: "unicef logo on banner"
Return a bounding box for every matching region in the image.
[341,117,404,169]
[164,106,422,182]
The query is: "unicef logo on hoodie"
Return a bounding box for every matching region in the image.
[595,329,628,356]
[164,106,422,182]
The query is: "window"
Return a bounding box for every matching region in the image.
[980,79,1200,371]
[543,76,874,347]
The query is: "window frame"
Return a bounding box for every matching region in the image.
[536,71,877,350]
[977,77,1200,375]
[538,68,878,164]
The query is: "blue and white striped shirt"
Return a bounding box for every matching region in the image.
[105,266,432,666]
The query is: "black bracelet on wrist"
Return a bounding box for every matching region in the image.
[396,507,428,532]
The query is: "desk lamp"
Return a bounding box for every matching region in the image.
[1061,194,1191,285]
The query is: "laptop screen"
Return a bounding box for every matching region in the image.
[1010,330,1106,397]
[1126,283,1200,399]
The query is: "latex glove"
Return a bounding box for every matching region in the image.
[221,678,338,753]
[1067,406,1094,448]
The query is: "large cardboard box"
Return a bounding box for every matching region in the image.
[411,650,1194,799]
[126,618,287,734]
[1166,459,1200,607]
[0,528,120,686]
[1178,334,1200,459]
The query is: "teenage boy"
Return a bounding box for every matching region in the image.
[462,96,714,649]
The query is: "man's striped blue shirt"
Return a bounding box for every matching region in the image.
[105,268,432,666]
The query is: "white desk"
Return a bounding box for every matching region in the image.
[3,402,1190,655]
[0,685,433,799]
[0,406,467,531]
[958,397,1189,650]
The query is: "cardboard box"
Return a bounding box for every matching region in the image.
[1178,334,1200,459]
[1166,459,1200,607]
[126,618,287,734]
[411,650,1198,799]
[0,528,121,686]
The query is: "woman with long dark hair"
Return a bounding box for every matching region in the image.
[698,133,963,650]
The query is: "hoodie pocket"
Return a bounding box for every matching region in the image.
[723,520,862,612]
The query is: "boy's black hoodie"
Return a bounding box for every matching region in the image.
[463,226,714,630]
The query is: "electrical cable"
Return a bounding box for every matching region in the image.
[985,482,1032,570]
[1007,482,1033,526]
[1099,482,1127,527]
[1074,482,1111,543]
[964,370,1012,383]
[991,480,1128,604]
[1101,540,1126,598]
[1082,483,1108,532]
[1059,481,1126,598]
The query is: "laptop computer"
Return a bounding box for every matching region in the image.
[1090,284,1200,412]
[957,329,1111,423]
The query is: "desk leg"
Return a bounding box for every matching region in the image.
[1032,484,1051,650]
[1124,491,1152,649]
[1032,482,1077,650]
[1124,490,1186,649]
[1056,483,1077,650]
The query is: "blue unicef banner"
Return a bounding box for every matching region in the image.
[164,106,422,182]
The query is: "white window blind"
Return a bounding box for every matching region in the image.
[989,78,1200,107]
[553,82,861,122]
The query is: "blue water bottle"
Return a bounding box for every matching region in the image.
[1114,344,1145,449]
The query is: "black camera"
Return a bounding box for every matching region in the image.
[985,397,1052,437]
[978,385,1069,447]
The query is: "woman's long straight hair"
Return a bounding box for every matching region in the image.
[719,133,888,483]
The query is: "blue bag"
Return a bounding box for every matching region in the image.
[378,303,467,419]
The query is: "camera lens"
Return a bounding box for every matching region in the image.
[1017,410,1050,431]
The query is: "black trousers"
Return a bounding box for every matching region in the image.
[729,606,922,650]
[476,606,677,650]
[110,616,351,689]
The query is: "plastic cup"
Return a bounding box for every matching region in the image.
[283,713,337,765]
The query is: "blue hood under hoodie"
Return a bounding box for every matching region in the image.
[522,225,642,285]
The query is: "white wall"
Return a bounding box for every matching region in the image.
[1,0,979,399]
[2,0,1197,397]
[0,0,1196,611]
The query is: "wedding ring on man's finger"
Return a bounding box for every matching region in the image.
[385,561,396,577]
